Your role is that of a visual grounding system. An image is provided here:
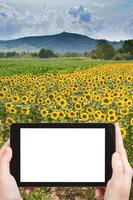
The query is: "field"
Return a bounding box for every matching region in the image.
[0,58,133,200]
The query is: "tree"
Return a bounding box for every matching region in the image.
[6,51,17,58]
[122,40,133,56]
[31,52,38,57]
[113,52,132,60]
[94,40,115,60]
[0,52,6,58]
[64,52,81,57]
[39,49,57,58]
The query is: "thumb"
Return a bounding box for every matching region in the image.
[112,152,124,180]
[0,146,12,175]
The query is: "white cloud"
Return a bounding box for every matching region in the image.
[0,0,133,41]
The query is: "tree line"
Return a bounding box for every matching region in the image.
[0,39,133,60]
[90,39,133,60]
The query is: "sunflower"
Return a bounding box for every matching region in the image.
[116,100,124,107]
[107,114,117,122]
[120,128,127,139]
[125,99,132,107]
[41,108,48,117]
[48,93,54,99]
[5,103,13,110]
[120,108,129,116]
[68,111,77,119]
[37,97,44,104]
[45,98,51,105]
[21,107,30,115]
[29,98,35,104]
[100,113,106,121]
[51,111,59,120]
[0,91,5,99]
[58,99,67,107]
[102,97,112,105]
[84,94,92,101]
[12,96,20,103]
[5,117,15,124]
[72,96,79,103]
[80,113,89,121]
[21,96,28,103]
[130,118,133,126]
[86,107,94,114]
[59,111,66,119]
[74,103,82,111]
[107,109,116,115]
[2,87,8,92]
[9,108,17,114]
[93,111,101,119]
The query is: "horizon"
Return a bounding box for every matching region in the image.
[0,0,133,41]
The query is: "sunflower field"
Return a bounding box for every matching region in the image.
[0,61,133,199]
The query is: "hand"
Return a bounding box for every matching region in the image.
[0,140,36,200]
[95,122,133,200]
[0,140,22,200]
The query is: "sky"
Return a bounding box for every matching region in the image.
[0,0,133,41]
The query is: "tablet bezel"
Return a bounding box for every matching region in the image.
[10,123,115,187]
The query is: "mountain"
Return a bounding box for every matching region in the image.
[0,32,123,53]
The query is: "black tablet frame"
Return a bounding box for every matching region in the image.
[10,123,115,187]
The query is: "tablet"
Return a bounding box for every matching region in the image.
[10,123,115,187]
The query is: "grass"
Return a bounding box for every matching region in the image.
[0,57,133,76]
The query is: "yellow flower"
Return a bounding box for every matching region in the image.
[59,111,66,119]
[41,108,48,117]
[120,128,127,139]
[58,99,67,107]
[21,96,28,103]
[72,96,79,103]
[37,97,44,104]
[120,108,129,116]
[84,94,92,101]
[5,103,13,110]
[80,113,89,121]
[21,107,30,115]
[87,106,94,114]
[29,98,35,104]
[116,100,124,107]
[100,113,106,121]
[0,91,5,99]
[9,108,17,114]
[45,98,51,105]
[6,117,15,124]
[102,97,112,105]
[12,96,20,103]
[125,99,132,107]
[107,114,117,122]
[51,111,59,120]
[107,109,116,115]
[74,103,82,111]
[93,111,101,119]
[68,111,77,119]
[130,118,133,126]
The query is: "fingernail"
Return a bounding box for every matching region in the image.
[115,122,119,126]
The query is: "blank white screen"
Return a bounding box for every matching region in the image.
[20,128,105,182]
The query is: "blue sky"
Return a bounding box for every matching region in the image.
[0,0,133,41]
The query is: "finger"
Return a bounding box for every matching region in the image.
[24,188,36,194]
[0,139,10,158]
[0,146,12,175]
[112,152,123,180]
[115,122,128,164]
[95,188,105,198]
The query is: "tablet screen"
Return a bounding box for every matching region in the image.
[20,128,105,183]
